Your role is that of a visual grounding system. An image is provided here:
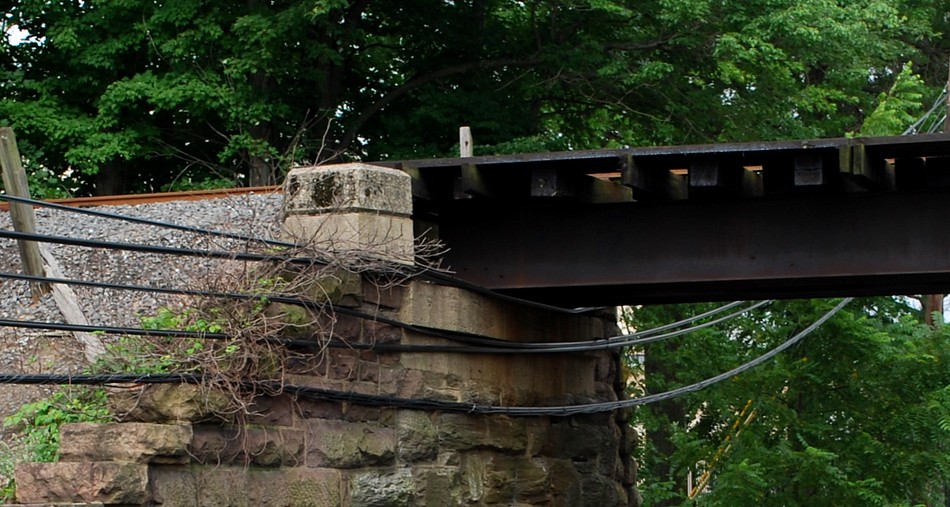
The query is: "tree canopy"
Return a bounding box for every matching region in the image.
[1,0,948,194]
[628,298,950,506]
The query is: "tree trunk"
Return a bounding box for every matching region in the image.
[94,159,126,196]
[923,294,944,326]
[247,68,275,186]
[247,120,275,186]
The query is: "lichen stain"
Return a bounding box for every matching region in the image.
[310,174,342,207]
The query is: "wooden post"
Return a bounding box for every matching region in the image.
[0,127,48,299]
[39,245,106,362]
[459,126,473,158]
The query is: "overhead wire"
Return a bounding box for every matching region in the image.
[0,299,768,355]
[0,193,296,249]
[0,269,759,350]
[0,266,768,353]
[0,298,851,416]
[0,163,824,408]
[903,87,949,135]
[0,193,599,314]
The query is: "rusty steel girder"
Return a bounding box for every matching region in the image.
[435,191,950,306]
[382,133,950,306]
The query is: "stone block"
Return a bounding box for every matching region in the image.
[349,468,414,507]
[305,419,395,468]
[340,402,382,423]
[151,466,343,507]
[362,282,405,310]
[549,459,582,503]
[437,413,528,453]
[399,282,605,343]
[15,462,148,505]
[411,466,462,507]
[282,213,414,261]
[376,367,417,398]
[109,384,230,423]
[148,466,197,506]
[575,464,627,507]
[266,468,344,507]
[244,394,294,426]
[283,163,412,216]
[459,453,551,505]
[542,420,620,476]
[396,283,607,406]
[58,422,192,464]
[396,410,438,462]
[190,425,305,467]
[281,163,414,261]
[191,468,249,507]
[293,269,364,307]
[293,397,344,421]
[358,361,380,382]
[363,320,403,344]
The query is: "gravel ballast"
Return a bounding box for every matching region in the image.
[0,192,284,418]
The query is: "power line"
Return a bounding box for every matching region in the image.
[0,229,314,265]
[0,299,769,355]
[0,193,601,314]
[0,298,850,416]
[0,193,296,249]
[0,273,764,353]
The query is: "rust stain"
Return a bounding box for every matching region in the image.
[0,186,281,211]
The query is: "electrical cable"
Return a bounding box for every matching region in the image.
[0,270,593,347]
[0,228,314,265]
[903,87,949,135]
[0,372,200,386]
[0,274,761,352]
[0,193,296,249]
[0,298,769,355]
[0,194,600,314]
[0,269,759,349]
[0,297,850,415]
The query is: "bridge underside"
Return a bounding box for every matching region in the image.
[381,133,950,306]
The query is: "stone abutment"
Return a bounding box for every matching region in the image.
[11,163,638,506]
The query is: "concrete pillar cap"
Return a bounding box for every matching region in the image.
[283,163,412,216]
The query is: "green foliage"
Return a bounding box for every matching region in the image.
[0,387,110,499]
[2,388,110,463]
[1,0,945,194]
[627,298,950,506]
[858,63,929,136]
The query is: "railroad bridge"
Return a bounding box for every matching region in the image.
[11,133,950,507]
[382,132,950,306]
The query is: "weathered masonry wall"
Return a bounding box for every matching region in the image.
[11,163,638,506]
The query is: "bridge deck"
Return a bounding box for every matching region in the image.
[379,133,950,306]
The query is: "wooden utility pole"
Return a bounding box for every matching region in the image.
[0,127,104,361]
[0,127,49,299]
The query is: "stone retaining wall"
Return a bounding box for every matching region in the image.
[10,162,639,506]
[11,274,636,506]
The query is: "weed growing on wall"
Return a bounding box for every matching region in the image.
[0,387,110,500]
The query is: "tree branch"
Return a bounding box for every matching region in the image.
[334,56,542,155]
[603,33,680,52]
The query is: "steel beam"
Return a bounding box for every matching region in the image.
[434,191,950,306]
